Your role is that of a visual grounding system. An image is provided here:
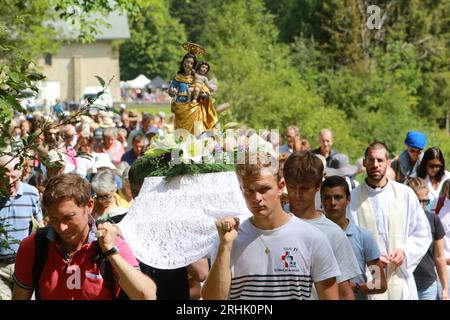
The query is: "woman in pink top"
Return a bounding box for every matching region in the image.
[95,128,124,166]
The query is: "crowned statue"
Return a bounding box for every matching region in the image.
[116,44,260,269]
[168,42,219,135]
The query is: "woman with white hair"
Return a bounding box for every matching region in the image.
[91,169,128,220]
[95,127,125,166]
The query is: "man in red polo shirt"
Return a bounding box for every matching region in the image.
[12,173,156,300]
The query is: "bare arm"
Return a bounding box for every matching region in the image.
[12,284,33,300]
[97,222,156,300]
[201,245,232,300]
[434,239,449,299]
[338,280,355,300]
[187,258,209,282]
[188,275,202,300]
[187,258,209,300]
[108,253,157,300]
[315,277,339,300]
[201,217,238,300]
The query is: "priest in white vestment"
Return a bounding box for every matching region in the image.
[347,142,432,300]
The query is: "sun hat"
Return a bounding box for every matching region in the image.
[128,110,142,122]
[325,153,357,177]
[99,117,116,129]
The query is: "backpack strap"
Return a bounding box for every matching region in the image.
[91,241,129,300]
[32,227,50,300]
[435,196,446,215]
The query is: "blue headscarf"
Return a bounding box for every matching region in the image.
[404,131,427,150]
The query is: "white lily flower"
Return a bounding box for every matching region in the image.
[179,134,205,163]
[151,133,179,151]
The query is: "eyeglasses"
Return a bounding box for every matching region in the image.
[95,193,113,201]
[427,164,443,170]
[419,199,430,206]
[407,148,422,154]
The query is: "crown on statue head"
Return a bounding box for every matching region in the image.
[182,42,205,55]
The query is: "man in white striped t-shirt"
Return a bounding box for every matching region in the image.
[202,151,340,300]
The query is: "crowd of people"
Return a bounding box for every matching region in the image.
[1,104,450,301]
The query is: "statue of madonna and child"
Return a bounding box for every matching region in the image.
[168,42,229,136]
[116,44,254,270]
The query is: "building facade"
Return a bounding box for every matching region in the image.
[37,11,130,104]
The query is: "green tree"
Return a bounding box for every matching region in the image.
[168,0,215,43]
[179,0,359,157]
[119,0,187,81]
[268,0,450,131]
[0,0,140,194]
[198,0,317,128]
[1,0,141,137]
[264,0,324,44]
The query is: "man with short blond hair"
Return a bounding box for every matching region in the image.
[202,151,340,300]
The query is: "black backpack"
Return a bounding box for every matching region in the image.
[32,227,128,300]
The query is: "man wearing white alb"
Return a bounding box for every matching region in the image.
[347,141,432,300]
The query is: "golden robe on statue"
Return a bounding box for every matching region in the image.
[170,74,218,135]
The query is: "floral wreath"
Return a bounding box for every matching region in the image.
[132,126,277,183]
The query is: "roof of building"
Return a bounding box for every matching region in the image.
[51,10,130,41]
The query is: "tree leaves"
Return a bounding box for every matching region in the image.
[4,95,25,113]
[27,72,45,81]
[95,75,106,88]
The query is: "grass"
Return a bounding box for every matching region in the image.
[113,102,172,117]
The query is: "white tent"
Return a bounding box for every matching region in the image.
[120,81,129,89]
[126,74,151,89]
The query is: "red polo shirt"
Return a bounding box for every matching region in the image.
[13,227,139,300]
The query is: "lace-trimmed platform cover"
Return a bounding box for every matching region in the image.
[117,171,251,269]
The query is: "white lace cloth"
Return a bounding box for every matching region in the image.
[117,171,251,269]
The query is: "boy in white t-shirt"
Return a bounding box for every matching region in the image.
[283,151,361,300]
[202,151,340,300]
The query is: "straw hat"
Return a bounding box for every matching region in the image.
[99,117,116,129]
[128,110,142,122]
